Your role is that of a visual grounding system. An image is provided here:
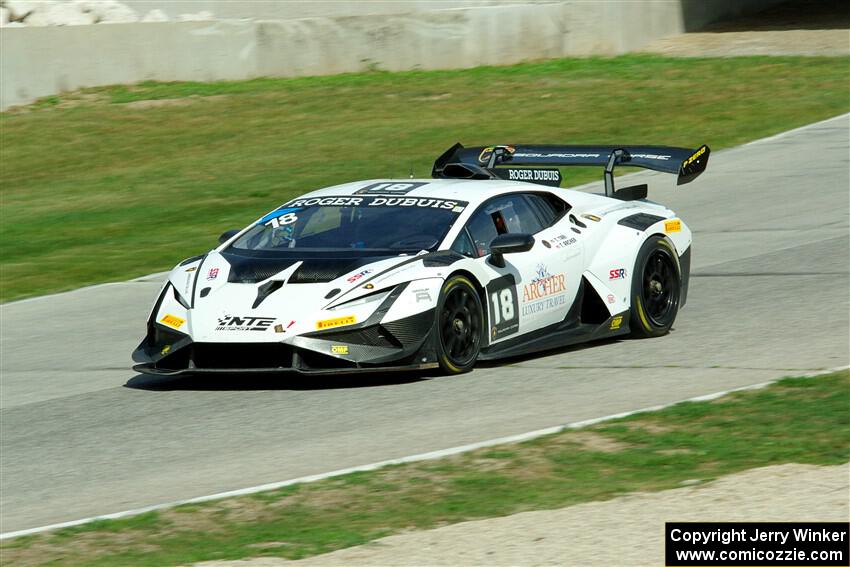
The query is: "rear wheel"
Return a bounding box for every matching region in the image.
[630,236,681,338]
[435,275,482,374]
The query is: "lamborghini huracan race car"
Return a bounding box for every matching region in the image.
[133,143,709,375]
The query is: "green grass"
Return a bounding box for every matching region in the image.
[1,55,848,301]
[2,370,847,566]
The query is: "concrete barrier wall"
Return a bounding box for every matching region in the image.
[0,0,787,110]
[123,0,549,21]
[1,2,686,110]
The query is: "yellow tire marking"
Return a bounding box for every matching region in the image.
[635,295,652,331]
[443,275,475,293]
[656,236,682,273]
[441,355,462,374]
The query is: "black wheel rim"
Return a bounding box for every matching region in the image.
[440,285,481,366]
[641,249,678,327]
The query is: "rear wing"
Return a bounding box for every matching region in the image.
[432,143,710,198]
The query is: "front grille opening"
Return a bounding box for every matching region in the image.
[580,278,611,325]
[151,325,186,348]
[158,346,192,371]
[381,311,433,345]
[227,257,297,283]
[289,261,358,284]
[297,350,358,370]
[319,324,402,349]
[191,343,293,369]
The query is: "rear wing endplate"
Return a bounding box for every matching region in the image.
[432,143,710,197]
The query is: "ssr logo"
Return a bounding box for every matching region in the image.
[609,268,627,280]
[215,315,276,331]
[346,269,372,284]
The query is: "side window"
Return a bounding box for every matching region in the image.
[525,193,562,227]
[527,193,570,227]
[466,208,500,257]
[450,229,476,258]
[465,194,545,256]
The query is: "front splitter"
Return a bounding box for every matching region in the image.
[132,362,439,377]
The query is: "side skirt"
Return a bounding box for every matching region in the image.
[478,311,630,362]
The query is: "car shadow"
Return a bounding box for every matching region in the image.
[124,369,437,391]
[125,336,634,391]
[475,336,625,368]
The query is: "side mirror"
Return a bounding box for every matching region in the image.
[219,229,240,244]
[488,233,534,268]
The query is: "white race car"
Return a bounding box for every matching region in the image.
[133,142,709,375]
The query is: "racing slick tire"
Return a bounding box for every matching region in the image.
[435,275,483,374]
[630,235,681,338]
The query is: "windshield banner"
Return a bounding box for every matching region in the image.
[280,195,468,212]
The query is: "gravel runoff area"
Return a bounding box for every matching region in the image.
[198,462,849,567]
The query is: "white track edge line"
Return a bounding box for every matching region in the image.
[0,272,170,308]
[2,364,846,541]
[740,112,849,146]
[3,113,847,308]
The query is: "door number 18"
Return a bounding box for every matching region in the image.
[490,289,515,325]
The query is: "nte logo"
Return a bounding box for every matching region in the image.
[609,268,627,280]
[215,315,276,331]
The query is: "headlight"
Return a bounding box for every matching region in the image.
[330,288,392,309]
[172,283,191,309]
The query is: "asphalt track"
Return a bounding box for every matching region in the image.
[1,114,848,534]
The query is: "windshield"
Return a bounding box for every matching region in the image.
[228,195,468,253]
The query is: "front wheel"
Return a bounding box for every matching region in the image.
[435,275,483,374]
[630,235,681,338]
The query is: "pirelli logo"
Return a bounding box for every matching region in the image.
[665,219,682,233]
[160,314,185,329]
[684,146,707,167]
[316,315,357,330]
[159,314,186,329]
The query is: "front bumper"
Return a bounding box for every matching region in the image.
[132,310,436,375]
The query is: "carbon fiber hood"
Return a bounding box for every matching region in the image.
[221,249,400,284]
